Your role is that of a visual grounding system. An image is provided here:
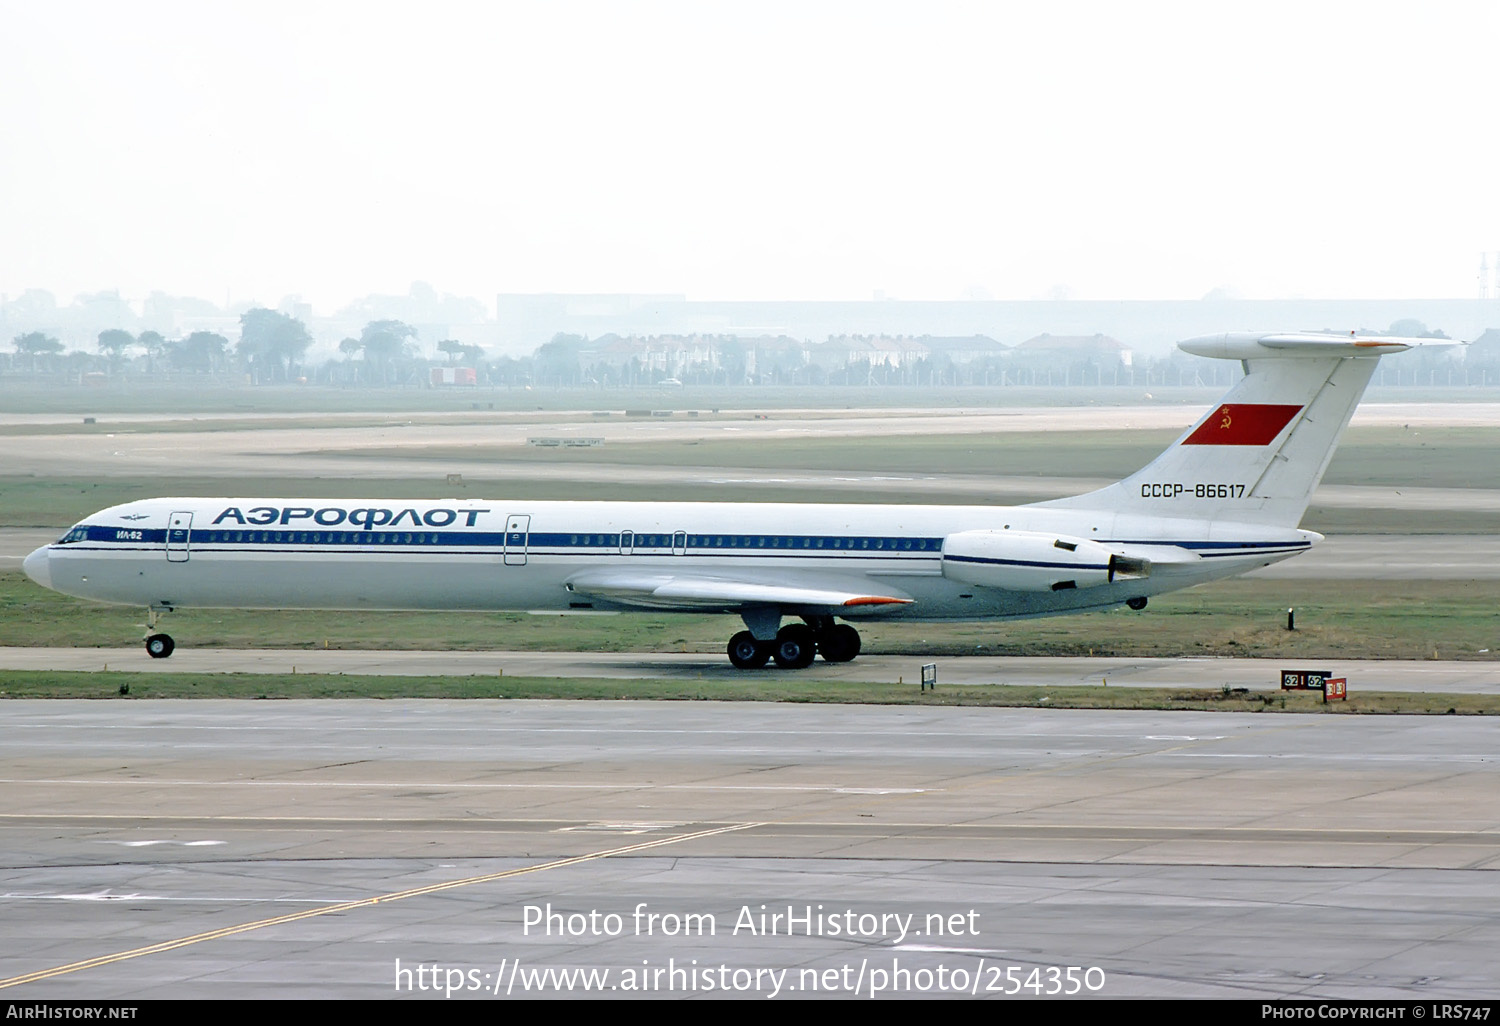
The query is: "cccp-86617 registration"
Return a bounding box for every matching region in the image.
[1140,483,1246,498]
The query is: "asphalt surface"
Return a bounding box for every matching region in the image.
[2,700,1499,999]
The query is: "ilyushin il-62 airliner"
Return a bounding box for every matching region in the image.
[22,332,1441,669]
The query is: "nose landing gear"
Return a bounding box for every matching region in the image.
[144,606,175,659]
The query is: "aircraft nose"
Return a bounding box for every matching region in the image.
[22,547,51,590]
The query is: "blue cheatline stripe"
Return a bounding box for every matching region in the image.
[67,526,949,553]
[61,526,1311,556]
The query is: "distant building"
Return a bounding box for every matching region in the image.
[1016,333,1133,366]
[819,335,927,370]
[919,335,1011,364]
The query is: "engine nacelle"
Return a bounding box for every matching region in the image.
[941,530,1149,593]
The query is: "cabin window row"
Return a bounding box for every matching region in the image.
[94,528,942,552]
[568,534,940,551]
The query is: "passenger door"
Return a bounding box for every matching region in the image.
[504,514,530,566]
[166,511,193,562]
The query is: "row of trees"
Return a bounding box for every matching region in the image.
[331,322,483,385]
[11,308,313,382]
[9,311,486,385]
[11,320,1500,389]
[13,327,238,376]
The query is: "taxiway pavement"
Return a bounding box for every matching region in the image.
[1,700,1498,999]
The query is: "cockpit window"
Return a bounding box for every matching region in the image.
[57,526,89,544]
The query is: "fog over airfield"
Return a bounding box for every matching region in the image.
[0,1,1496,313]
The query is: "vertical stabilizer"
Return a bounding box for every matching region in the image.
[1037,332,1433,528]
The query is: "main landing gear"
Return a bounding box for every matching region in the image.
[144,606,175,659]
[726,615,860,670]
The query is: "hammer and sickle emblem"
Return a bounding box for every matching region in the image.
[1219,406,1232,430]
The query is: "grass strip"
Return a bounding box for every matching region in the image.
[0,670,1493,714]
[7,571,1496,661]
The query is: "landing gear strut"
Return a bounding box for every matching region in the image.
[725,615,861,670]
[144,606,175,659]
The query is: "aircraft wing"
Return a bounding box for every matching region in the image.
[564,568,914,614]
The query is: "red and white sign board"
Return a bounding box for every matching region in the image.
[431,367,477,386]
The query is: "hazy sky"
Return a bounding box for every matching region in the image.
[2,1,1497,312]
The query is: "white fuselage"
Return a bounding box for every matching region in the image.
[26,496,1316,622]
